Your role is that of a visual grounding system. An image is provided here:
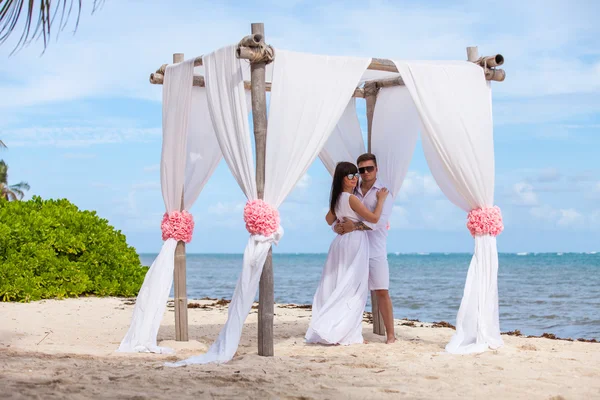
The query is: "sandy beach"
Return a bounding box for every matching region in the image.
[1,297,598,399]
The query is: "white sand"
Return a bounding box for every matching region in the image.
[1,297,598,399]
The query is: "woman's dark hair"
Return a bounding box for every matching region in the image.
[330,162,358,214]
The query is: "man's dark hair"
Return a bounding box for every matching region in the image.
[356,153,377,166]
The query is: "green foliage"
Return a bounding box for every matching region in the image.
[0,196,148,302]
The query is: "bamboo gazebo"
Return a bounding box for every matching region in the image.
[133,22,506,359]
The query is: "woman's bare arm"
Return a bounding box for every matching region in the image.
[349,195,385,223]
[326,209,336,225]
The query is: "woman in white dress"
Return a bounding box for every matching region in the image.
[306,162,389,345]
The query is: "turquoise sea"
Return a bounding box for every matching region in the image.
[140,252,600,340]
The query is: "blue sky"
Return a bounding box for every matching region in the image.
[1,0,599,254]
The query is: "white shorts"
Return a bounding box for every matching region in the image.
[368,255,389,291]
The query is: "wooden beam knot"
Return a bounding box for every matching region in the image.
[363,82,379,97]
[237,45,275,64]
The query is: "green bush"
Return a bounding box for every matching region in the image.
[0,196,148,302]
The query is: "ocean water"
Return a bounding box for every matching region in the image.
[139,252,600,340]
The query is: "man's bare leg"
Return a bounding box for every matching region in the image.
[375,289,396,343]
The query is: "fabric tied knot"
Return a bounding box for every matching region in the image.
[244,199,280,237]
[466,206,504,237]
[161,211,194,242]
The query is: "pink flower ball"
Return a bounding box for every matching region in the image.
[161,210,194,243]
[244,199,280,236]
[466,206,504,237]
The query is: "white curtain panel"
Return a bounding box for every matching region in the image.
[167,45,273,366]
[319,98,366,175]
[168,48,370,366]
[119,63,222,353]
[183,87,224,208]
[264,50,371,207]
[371,86,420,198]
[393,60,502,354]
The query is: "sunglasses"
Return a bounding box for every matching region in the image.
[345,173,359,180]
[358,166,375,174]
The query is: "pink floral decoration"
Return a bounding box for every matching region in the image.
[161,210,195,243]
[386,221,391,231]
[244,199,280,236]
[466,206,504,237]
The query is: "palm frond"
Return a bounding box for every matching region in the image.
[0,0,105,54]
[0,139,6,149]
[9,187,24,199]
[9,181,30,191]
[6,190,17,201]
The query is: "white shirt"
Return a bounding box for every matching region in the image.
[354,179,392,258]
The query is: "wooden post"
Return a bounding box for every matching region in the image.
[172,53,189,342]
[364,82,377,153]
[364,81,386,336]
[466,46,479,62]
[248,23,274,357]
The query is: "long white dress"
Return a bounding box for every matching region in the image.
[305,192,370,345]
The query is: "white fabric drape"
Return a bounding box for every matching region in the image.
[319,98,365,175]
[118,61,223,353]
[371,86,420,198]
[393,60,502,354]
[264,51,371,206]
[184,87,225,208]
[168,48,370,366]
[166,45,274,366]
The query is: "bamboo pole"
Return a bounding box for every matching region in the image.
[365,82,377,153]
[149,73,365,97]
[155,52,505,82]
[152,49,505,93]
[172,53,189,342]
[364,82,386,336]
[467,47,506,81]
[466,46,480,63]
[248,23,274,357]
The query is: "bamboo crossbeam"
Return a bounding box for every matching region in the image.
[374,76,405,88]
[149,72,366,97]
[153,52,504,89]
[239,33,264,48]
[156,56,203,75]
[151,46,505,100]
[368,58,399,72]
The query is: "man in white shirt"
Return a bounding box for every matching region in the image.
[333,153,396,343]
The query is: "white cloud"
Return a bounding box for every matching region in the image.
[423,175,441,196]
[389,205,410,229]
[296,173,311,190]
[530,205,587,229]
[530,204,557,222]
[512,182,538,206]
[397,171,442,202]
[557,208,584,227]
[207,202,245,216]
[3,127,160,147]
[0,0,597,116]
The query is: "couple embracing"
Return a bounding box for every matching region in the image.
[305,153,396,345]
